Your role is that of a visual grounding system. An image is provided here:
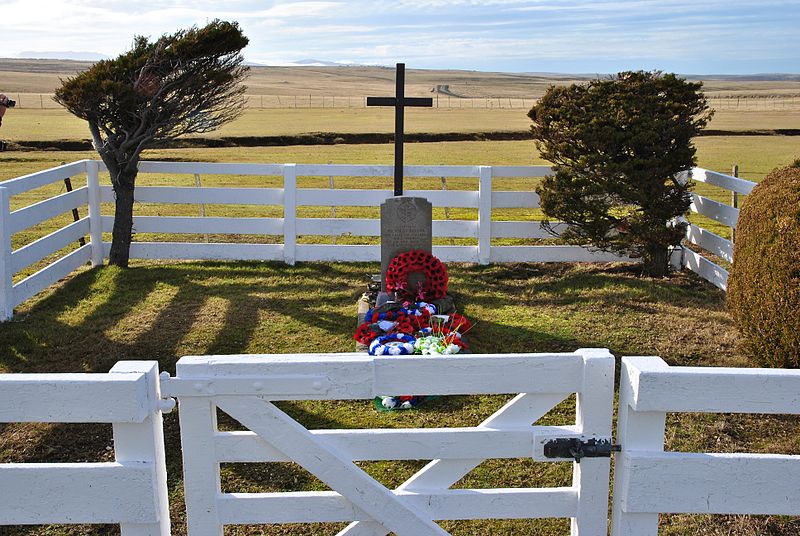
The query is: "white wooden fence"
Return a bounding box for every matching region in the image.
[4,352,799,534]
[0,160,756,320]
[612,356,800,535]
[0,361,172,534]
[162,349,614,536]
[678,167,756,290]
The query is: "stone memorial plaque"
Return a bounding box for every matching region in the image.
[380,196,432,291]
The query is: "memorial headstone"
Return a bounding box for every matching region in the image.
[380,196,433,292]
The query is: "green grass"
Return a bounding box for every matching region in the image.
[1,261,798,535]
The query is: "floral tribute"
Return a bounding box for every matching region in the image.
[353,250,474,411]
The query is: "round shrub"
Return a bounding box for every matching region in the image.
[727,164,800,367]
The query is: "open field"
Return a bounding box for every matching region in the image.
[3,107,800,145]
[1,261,799,536]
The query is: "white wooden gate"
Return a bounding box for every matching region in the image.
[162,349,615,536]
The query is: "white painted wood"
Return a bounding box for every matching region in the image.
[477,166,492,264]
[283,164,297,265]
[85,160,104,266]
[682,248,728,290]
[619,451,800,515]
[295,164,392,177]
[689,193,739,228]
[162,374,331,398]
[178,396,223,536]
[685,223,733,263]
[214,396,448,536]
[691,167,755,195]
[0,462,158,524]
[217,487,578,524]
[492,221,567,239]
[627,359,800,414]
[572,349,615,535]
[490,245,630,263]
[110,361,171,536]
[9,187,88,234]
[297,218,380,236]
[101,215,283,236]
[110,242,284,262]
[138,161,285,176]
[611,357,666,536]
[0,371,151,423]
[296,188,479,208]
[10,217,90,273]
[0,187,13,321]
[215,425,578,463]
[0,160,88,196]
[491,191,540,208]
[12,243,92,308]
[373,353,584,395]
[491,165,553,178]
[99,185,284,205]
[296,244,381,262]
[431,245,478,263]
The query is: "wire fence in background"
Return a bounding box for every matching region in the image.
[10,93,800,111]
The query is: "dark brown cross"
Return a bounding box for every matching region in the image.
[367,63,433,196]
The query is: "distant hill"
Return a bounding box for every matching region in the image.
[17,51,109,62]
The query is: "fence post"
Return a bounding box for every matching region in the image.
[0,187,13,321]
[477,166,492,264]
[109,361,171,536]
[611,357,667,536]
[86,160,105,267]
[572,348,615,536]
[731,164,739,244]
[283,163,297,265]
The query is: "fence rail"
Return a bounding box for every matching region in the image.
[612,356,800,535]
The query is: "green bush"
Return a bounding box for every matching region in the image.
[727,164,800,367]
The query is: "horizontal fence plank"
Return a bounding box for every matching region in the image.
[296,164,392,177]
[175,352,584,399]
[112,242,284,262]
[9,187,88,234]
[373,353,585,395]
[99,186,284,206]
[11,218,90,274]
[217,488,577,524]
[627,361,800,414]
[0,161,87,196]
[432,245,479,263]
[685,224,733,263]
[491,166,553,178]
[0,462,158,524]
[296,189,479,208]
[137,161,285,176]
[682,248,728,290]
[101,215,283,236]
[492,221,566,239]
[689,193,739,228]
[294,219,478,238]
[691,167,756,195]
[619,451,800,515]
[215,426,577,463]
[0,372,150,423]
[12,244,92,308]
[492,191,540,208]
[295,244,380,262]
[489,245,630,263]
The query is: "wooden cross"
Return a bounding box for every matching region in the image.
[367,63,433,196]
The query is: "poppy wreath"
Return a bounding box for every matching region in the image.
[386,250,449,300]
[354,322,381,345]
[364,308,406,323]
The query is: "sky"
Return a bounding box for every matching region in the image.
[4,0,800,74]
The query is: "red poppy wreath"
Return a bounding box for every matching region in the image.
[385,250,448,300]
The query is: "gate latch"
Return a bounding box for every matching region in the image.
[543,438,621,463]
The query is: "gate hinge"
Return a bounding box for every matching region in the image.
[543,438,621,463]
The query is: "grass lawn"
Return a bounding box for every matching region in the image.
[1,260,799,535]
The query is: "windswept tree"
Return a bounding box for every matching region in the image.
[529,71,712,277]
[55,20,249,267]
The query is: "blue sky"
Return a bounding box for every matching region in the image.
[5,0,800,73]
